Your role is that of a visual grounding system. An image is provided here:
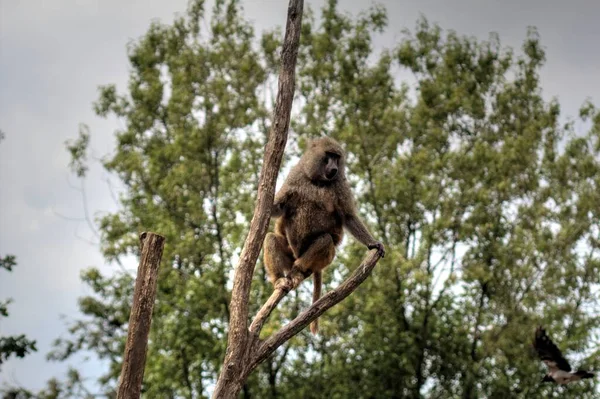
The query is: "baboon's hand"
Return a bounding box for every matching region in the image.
[368,242,385,258]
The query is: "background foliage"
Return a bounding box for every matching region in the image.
[6,0,600,397]
[1,255,37,371]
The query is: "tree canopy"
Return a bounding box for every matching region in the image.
[23,0,600,397]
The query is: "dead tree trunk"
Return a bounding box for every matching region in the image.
[117,232,165,399]
[212,1,303,397]
[212,0,386,397]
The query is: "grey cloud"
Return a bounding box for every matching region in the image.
[1,0,598,392]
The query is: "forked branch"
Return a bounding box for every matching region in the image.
[248,249,386,370]
[213,0,387,396]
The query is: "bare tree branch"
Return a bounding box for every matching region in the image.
[212,0,304,397]
[249,286,289,336]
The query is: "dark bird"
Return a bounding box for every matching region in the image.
[533,326,595,384]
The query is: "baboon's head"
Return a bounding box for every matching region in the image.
[301,137,345,183]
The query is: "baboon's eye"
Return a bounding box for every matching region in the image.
[322,157,328,164]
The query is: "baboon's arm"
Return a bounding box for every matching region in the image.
[345,213,385,257]
[345,214,377,246]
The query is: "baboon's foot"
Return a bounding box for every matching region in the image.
[274,277,292,292]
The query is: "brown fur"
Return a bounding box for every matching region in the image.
[263,137,385,335]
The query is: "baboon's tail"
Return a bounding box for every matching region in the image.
[310,271,322,335]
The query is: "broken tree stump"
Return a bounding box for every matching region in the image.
[117,231,165,399]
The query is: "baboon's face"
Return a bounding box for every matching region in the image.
[301,138,345,183]
[321,152,340,181]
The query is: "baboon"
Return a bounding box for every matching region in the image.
[263,137,385,335]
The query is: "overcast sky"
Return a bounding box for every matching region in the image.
[1,0,599,393]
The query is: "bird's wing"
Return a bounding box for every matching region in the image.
[533,326,571,372]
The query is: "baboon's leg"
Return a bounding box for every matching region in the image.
[288,234,335,288]
[263,233,294,288]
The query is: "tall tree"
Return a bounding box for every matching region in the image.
[51,0,280,397]
[277,4,600,398]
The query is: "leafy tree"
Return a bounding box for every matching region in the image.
[0,255,40,399]
[2,368,99,399]
[0,255,37,368]
[51,0,292,397]
[45,0,599,398]
[278,4,600,398]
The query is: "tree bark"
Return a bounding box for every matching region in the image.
[117,232,165,399]
[212,1,304,397]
